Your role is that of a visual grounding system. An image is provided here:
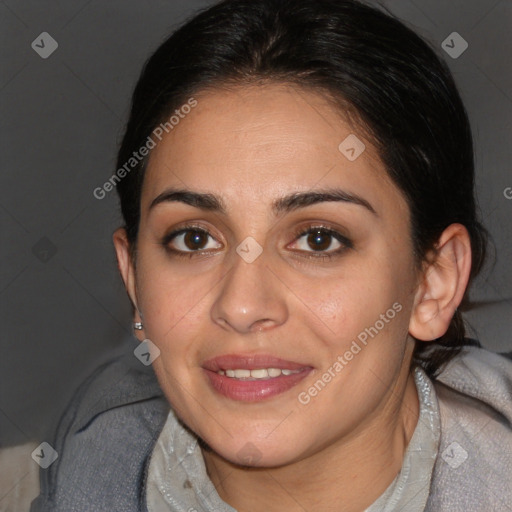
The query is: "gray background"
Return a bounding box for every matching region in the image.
[1,0,511,448]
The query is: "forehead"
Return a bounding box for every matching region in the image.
[141,83,405,217]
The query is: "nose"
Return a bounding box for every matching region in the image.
[210,248,288,334]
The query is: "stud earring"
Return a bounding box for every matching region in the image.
[133,322,143,330]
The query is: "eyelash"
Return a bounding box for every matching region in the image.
[161,223,353,261]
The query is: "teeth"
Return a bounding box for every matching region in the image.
[234,369,251,378]
[217,367,301,379]
[250,369,268,378]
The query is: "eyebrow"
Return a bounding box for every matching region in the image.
[149,187,377,217]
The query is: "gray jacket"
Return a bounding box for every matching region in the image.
[30,341,512,512]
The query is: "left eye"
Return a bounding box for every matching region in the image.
[291,227,346,253]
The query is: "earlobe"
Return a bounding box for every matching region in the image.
[409,223,472,342]
[112,228,139,313]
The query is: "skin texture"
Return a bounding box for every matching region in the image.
[113,83,472,512]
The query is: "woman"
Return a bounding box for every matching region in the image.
[31,0,512,510]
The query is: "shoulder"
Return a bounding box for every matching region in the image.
[427,344,512,510]
[30,348,170,512]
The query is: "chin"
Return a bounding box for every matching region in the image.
[205,434,309,469]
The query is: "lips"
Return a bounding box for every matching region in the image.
[202,353,313,402]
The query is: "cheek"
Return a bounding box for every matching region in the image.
[305,267,404,342]
[316,295,344,326]
[135,253,211,352]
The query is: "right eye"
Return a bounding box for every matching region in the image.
[162,225,222,257]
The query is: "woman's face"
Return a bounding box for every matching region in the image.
[119,83,422,466]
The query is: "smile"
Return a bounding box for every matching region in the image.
[202,354,313,401]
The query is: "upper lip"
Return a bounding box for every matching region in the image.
[202,354,312,372]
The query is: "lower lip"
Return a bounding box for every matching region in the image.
[203,368,313,402]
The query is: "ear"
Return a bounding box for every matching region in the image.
[112,228,142,325]
[409,223,472,341]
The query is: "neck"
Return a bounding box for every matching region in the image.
[201,365,420,512]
